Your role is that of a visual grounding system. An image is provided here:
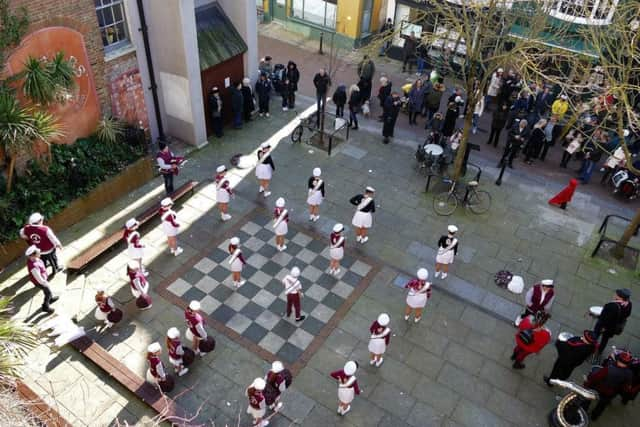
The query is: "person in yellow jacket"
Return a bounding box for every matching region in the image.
[551,94,569,120]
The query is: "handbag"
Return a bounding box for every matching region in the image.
[518,329,535,345]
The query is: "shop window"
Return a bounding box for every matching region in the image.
[292,0,337,29]
[95,0,130,50]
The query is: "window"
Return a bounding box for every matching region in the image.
[550,0,619,25]
[95,0,129,50]
[292,0,337,29]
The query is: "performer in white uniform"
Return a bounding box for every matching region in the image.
[159,197,183,256]
[283,267,305,322]
[368,313,391,367]
[330,361,361,416]
[215,165,233,221]
[350,186,376,243]
[306,167,325,222]
[273,198,289,251]
[227,237,246,288]
[435,225,459,279]
[256,142,275,197]
[404,268,432,323]
[123,218,148,276]
[166,327,189,376]
[329,223,345,275]
[246,378,268,427]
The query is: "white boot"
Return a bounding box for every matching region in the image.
[178,367,189,376]
[441,273,448,279]
[264,191,271,197]
[259,186,264,193]
[361,236,368,243]
[174,247,183,256]
[434,271,441,278]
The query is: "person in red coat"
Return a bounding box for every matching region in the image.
[330,361,361,416]
[549,178,578,209]
[512,312,551,369]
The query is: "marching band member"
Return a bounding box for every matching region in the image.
[404,268,432,323]
[156,142,183,195]
[273,198,289,251]
[256,142,275,197]
[123,218,148,276]
[246,378,268,427]
[329,223,345,275]
[94,288,121,329]
[228,237,246,288]
[159,197,183,256]
[369,313,391,367]
[282,267,305,322]
[166,327,189,376]
[127,261,152,310]
[185,300,208,356]
[215,165,233,221]
[264,361,290,410]
[306,167,325,222]
[435,225,458,279]
[330,361,361,416]
[25,245,59,314]
[146,342,167,388]
[515,279,555,326]
[20,212,64,277]
[350,187,376,244]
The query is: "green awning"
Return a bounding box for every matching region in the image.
[196,2,248,71]
[509,23,599,58]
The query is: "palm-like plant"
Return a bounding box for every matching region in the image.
[0,297,37,385]
[95,116,125,145]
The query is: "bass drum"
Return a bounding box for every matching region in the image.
[136,294,153,309]
[619,179,638,200]
[158,375,175,393]
[199,336,216,353]
[263,369,293,406]
[182,347,196,366]
[107,308,123,323]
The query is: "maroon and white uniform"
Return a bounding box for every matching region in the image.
[525,283,555,314]
[368,320,391,355]
[146,354,166,382]
[20,224,60,255]
[405,278,431,309]
[266,370,287,397]
[156,150,183,175]
[228,244,246,273]
[160,206,180,237]
[330,232,345,260]
[215,173,233,203]
[27,257,49,288]
[167,337,185,366]
[246,387,266,419]
[273,207,289,236]
[94,296,115,321]
[123,228,144,260]
[330,369,361,403]
[128,268,149,298]
[185,310,207,342]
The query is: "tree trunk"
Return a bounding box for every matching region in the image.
[611,208,640,259]
[6,156,16,193]
[453,112,474,180]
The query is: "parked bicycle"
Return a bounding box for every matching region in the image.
[433,179,491,216]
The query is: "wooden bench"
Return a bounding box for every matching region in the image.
[67,180,198,272]
[16,380,73,427]
[70,335,185,422]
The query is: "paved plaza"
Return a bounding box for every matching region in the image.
[2,28,640,427]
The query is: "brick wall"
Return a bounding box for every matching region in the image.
[105,52,149,128]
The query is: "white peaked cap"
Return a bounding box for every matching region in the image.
[167,327,180,339]
[377,313,390,326]
[189,300,201,311]
[448,225,458,233]
[560,94,568,100]
[497,68,504,73]
[624,129,630,137]
[417,268,428,280]
[127,260,139,270]
[291,267,300,277]
[29,212,43,224]
[252,377,266,390]
[161,197,173,207]
[365,186,375,193]
[455,96,463,103]
[344,361,357,376]
[148,342,161,353]
[216,165,226,173]
[276,197,285,207]
[333,223,344,233]
[541,279,554,286]
[272,361,284,373]
[313,167,322,177]
[230,237,240,245]
[25,245,40,256]
[260,142,271,149]
[125,218,138,229]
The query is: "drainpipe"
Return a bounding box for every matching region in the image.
[136,0,165,141]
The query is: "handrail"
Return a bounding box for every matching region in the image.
[598,214,632,234]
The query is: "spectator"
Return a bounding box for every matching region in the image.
[401,31,418,73]
[578,141,602,184]
[377,76,392,120]
[535,85,554,117]
[486,103,509,147]
[241,78,255,122]
[208,86,223,138]
[348,84,361,130]
[472,93,485,134]
[500,119,529,168]
[255,73,272,118]
[259,56,273,75]
[560,131,583,168]
[416,42,428,76]
[540,115,561,161]
[552,94,569,120]
[230,81,244,128]
[357,55,375,102]
[332,85,347,118]
[408,79,427,126]
[424,82,445,123]
[524,119,547,164]
[382,92,401,144]
[286,61,300,109]
[280,78,292,112]
[313,68,331,126]
[442,101,458,137]
[509,91,530,128]
[485,68,503,107]
[379,18,393,56]
[427,112,444,133]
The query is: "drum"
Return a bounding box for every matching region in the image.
[198,336,216,353]
[158,375,175,392]
[182,347,195,366]
[107,308,123,323]
[136,294,153,310]
[589,306,603,317]
[612,170,629,187]
[424,144,444,157]
[619,179,638,199]
[558,332,573,342]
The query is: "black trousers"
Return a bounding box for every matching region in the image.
[212,117,223,137]
[349,109,358,128]
[258,97,270,113]
[162,173,174,195]
[409,110,420,125]
[539,144,552,161]
[287,92,296,109]
[500,146,519,166]
[560,152,572,168]
[594,320,615,354]
[41,251,60,275]
[335,105,344,117]
[548,359,577,381]
[487,127,503,146]
[585,395,613,420]
[37,284,53,310]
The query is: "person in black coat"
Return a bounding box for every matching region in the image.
[347,84,361,130]
[255,73,272,117]
[594,288,633,357]
[332,85,347,118]
[230,82,244,129]
[382,93,401,144]
[377,77,392,120]
[499,119,529,168]
[442,101,458,137]
[208,86,223,138]
[313,68,331,126]
[286,61,300,109]
[280,78,293,111]
[539,115,562,161]
[241,78,255,122]
[486,103,509,147]
[543,330,598,386]
[524,119,547,164]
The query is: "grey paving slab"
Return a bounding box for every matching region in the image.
[451,399,513,427]
[437,363,493,406]
[368,381,417,420]
[412,375,459,415]
[406,401,447,427]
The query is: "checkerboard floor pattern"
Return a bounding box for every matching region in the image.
[166,212,373,365]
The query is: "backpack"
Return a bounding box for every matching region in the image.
[518,329,535,345]
[495,270,513,288]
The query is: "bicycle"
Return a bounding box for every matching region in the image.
[290,111,317,143]
[433,179,491,216]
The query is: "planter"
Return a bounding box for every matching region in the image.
[0,156,154,267]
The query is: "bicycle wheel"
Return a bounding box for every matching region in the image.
[291,126,303,143]
[467,190,492,214]
[433,192,458,216]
